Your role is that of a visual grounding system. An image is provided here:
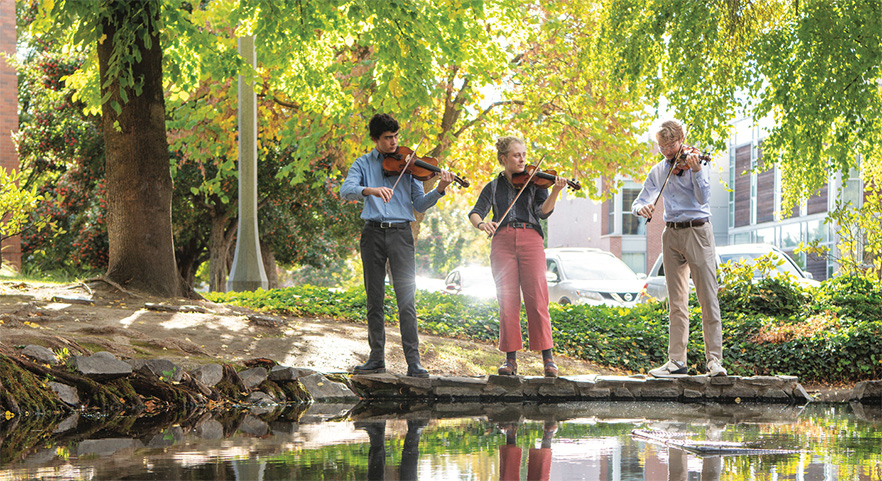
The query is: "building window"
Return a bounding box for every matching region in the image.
[621,188,644,235]
[622,252,646,275]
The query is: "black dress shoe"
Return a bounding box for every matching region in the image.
[406,362,429,378]
[353,359,386,374]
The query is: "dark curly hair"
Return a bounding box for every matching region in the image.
[368,113,400,140]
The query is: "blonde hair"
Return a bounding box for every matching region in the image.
[655,120,685,146]
[496,136,525,165]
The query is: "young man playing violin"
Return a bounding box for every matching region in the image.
[632,119,727,378]
[340,113,454,377]
[468,136,567,377]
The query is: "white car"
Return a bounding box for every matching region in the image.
[443,265,497,300]
[545,248,645,306]
[640,243,820,303]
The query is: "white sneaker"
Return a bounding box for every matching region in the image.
[649,360,688,378]
[707,359,727,377]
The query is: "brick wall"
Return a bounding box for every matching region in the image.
[0,0,21,270]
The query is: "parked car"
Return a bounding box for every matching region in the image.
[545,248,645,306]
[640,243,821,303]
[443,265,497,299]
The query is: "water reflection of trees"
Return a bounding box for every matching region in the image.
[1,402,881,479]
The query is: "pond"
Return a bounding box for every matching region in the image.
[2,401,881,480]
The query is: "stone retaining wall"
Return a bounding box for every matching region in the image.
[349,373,813,404]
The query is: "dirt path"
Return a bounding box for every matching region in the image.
[0,280,622,378]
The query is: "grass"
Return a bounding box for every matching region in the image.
[0,263,98,285]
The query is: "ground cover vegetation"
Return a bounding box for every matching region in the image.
[209,261,882,384]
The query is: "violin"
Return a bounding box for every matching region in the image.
[511,165,581,191]
[382,146,470,188]
[669,145,711,176]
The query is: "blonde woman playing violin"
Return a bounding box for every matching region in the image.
[632,119,727,378]
[468,136,567,378]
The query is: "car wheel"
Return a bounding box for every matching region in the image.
[559,298,571,305]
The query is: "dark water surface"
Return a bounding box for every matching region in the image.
[2,401,881,480]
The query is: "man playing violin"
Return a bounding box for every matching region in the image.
[468,136,567,378]
[340,113,454,377]
[632,119,727,378]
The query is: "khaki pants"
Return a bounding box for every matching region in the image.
[662,222,723,364]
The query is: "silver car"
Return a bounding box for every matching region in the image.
[545,248,645,306]
[443,265,497,300]
[640,243,820,303]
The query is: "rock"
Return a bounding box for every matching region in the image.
[53,413,79,434]
[299,373,359,402]
[268,366,318,381]
[247,314,287,327]
[191,364,224,387]
[49,382,79,406]
[144,302,207,313]
[77,439,144,457]
[298,403,356,423]
[239,367,268,390]
[127,359,184,382]
[50,295,93,305]
[851,380,882,403]
[195,419,224,439]
[146,427,184,448]
[245,391,277,405]
[22,345,58,364]
[239,415,269,436]
[71,352,132,380]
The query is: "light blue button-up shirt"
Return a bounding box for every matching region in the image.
[339,148,444,222]
[631,159,712,223]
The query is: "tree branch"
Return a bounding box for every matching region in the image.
[453,100,525,138]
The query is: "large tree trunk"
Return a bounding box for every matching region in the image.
[260,241,278,289]
[97,3,181,297]
[209,212,237,292]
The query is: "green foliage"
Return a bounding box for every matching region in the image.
[814,275,882,322]
[209,273,882,383]
[414,195,490,277]
[823,185,882,281]
[717,255,813,317]
[0,168,48,248]
[16,6,109,274]
[599,0,882,210]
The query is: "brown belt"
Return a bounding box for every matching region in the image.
[666,218,708,229]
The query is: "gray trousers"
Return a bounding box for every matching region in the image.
[662,222,723,364]
[360,223,420,365]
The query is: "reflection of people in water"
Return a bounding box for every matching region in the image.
[667,447,721,481]
[356,419,427,481]
[498,421,557,481]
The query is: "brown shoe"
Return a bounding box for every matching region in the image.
[543,360,559,378]
[498,359,517,376]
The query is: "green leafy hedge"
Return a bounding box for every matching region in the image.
[207,273,882,384]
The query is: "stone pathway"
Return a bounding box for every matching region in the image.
[349,373,814,404]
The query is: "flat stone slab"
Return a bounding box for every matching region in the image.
[71,352,132,380]
[347,373,812,404]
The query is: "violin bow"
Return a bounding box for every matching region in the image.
[388,136,425,196]
[491,154,547,238]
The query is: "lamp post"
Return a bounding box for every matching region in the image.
[227,33,268,292]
